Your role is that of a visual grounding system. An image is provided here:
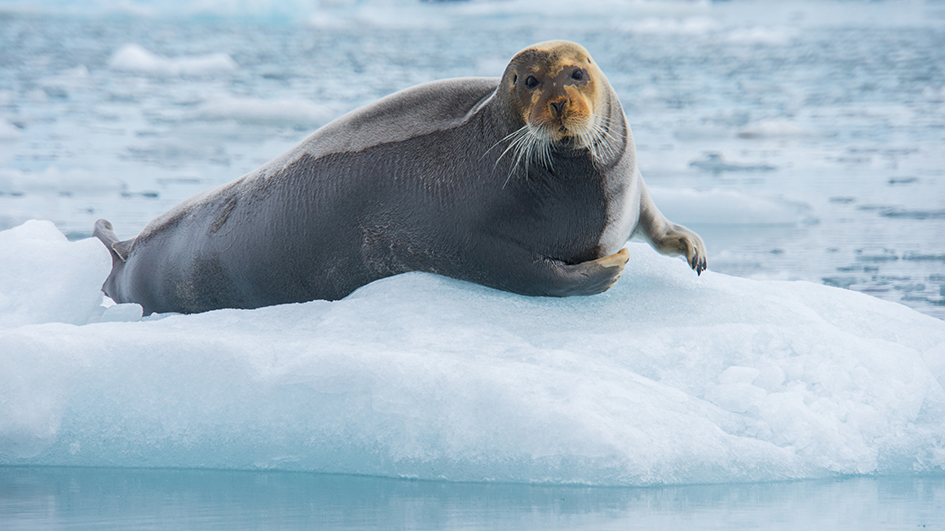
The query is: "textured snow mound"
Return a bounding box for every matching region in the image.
[1,221,943,486]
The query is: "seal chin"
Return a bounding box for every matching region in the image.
[553,135,586,150]
[530,117,593,147]
[529,104,594,141]
[530,118,613,164]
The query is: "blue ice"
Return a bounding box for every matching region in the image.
[1,220,943,486]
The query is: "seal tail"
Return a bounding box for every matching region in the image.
[93,219,133,266]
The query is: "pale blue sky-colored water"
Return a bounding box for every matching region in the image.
[2,467,944,530]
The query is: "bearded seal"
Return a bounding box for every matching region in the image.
[94,40,706,315]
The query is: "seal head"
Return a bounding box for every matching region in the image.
[497,41,618,170]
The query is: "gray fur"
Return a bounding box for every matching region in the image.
[95,53,705,315]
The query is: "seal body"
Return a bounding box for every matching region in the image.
[95,41,706,315]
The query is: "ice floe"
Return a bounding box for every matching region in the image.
[1,221,942,486]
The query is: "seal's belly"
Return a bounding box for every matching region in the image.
[597,170,641,256]
[493,191,609,265]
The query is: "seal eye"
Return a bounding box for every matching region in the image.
[571,69,584,81]
[525,75,539,89]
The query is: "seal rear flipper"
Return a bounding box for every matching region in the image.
[112,239,134,262]
[93,219,134,265]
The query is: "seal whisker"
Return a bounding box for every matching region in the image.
[520,131,543,171]
[502,127,539,187]
[581,129,602,161]
[500,122,564,187]
[525,122,556,172]
[541,137,554,170]
[485,126,529,163]
[592,125,620,159]
[595,118,625,146]
[493,126,531,171]
[584,119,622,163]
[481,138,506,163]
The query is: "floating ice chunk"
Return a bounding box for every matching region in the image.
[879,208,945,220]
[191,96,337,127]
[623,17,719,35]
[100,303,144,323]
[351,5,452,30]
[307,0,713,30]
[923,85,945,102]
[688,152,776,174]
[0,167,124,196]
[855,247,898,262]
[184,0,317,21]
[674,125,732,141]
[0,221,110,329]
[38,65,91,94]
[0,221,944,486]
[726,27,795,45]
[308,11,354,30]
[648,187,813,226]
[108,44,238,77]
[738,119,812,139]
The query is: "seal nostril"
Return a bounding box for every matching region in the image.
[550,100,566,116]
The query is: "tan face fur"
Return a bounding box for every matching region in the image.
[503,41,607,144]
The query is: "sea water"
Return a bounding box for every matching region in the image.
[1,0,944,528]
[2,467,944,530]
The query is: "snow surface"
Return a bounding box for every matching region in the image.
[1,220,943,486]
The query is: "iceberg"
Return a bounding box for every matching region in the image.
[1,220,943,486]
[190,96,338,127]
[108,44,238,77]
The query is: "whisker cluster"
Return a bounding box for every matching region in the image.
[490,124,554,187]
[578,115,623,165]
[487,114,622,187]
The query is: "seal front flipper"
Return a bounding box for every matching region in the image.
[556,248,630,296]
[477,244,630,298]
[634,183,708,275]
[645,223,707,275]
